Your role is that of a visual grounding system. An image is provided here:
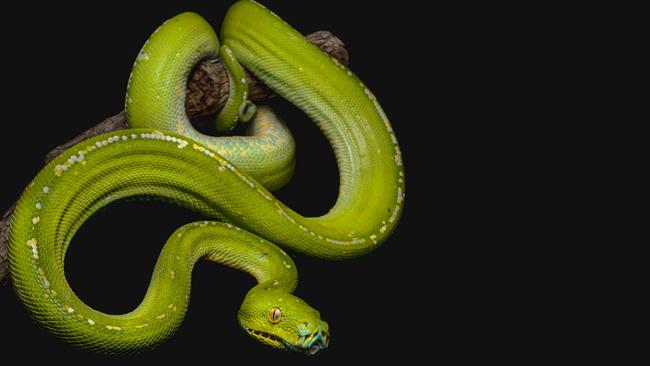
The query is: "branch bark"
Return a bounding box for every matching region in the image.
[0,31,348,286]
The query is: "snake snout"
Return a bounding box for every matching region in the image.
[306,337,327,355]
[304,325,329,355]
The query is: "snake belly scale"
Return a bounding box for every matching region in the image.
[8,0,404,355]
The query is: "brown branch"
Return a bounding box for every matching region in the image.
[0,31,348,286]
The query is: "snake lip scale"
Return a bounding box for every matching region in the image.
[8,0,403,355]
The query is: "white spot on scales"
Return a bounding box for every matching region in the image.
[137,52,150,61]
[26,238,38,259]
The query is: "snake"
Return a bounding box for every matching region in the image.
[8,0,404,355]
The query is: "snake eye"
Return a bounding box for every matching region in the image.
[269,307,282,323]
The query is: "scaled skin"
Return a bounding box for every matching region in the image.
[8,0,403,354]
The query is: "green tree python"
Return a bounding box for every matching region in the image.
[8,0,404,355]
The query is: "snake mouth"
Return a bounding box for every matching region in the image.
[244,326,329,355]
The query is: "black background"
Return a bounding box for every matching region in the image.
[0,1,455,364]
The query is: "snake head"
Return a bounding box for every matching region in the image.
[238,286,330,355]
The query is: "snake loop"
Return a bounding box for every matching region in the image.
[8,0,403,355]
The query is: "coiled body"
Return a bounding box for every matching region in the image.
[8,0,404,354]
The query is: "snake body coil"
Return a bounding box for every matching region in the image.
[8,0,404,354]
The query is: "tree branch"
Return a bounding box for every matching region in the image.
[0,31,349,286]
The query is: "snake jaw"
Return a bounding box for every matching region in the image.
[244,325,329,355]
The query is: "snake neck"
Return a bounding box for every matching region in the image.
[184,222,298,292]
